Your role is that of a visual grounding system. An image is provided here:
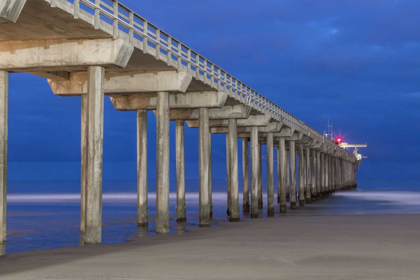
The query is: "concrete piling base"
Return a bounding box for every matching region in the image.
[290,202,297,210]
[280,205,287,213]
[299,200,305,207]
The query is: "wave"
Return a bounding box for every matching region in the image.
[335,191,420,206]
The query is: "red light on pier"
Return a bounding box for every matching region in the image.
[335,137,343,145]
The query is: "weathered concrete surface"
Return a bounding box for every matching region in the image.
[317,151,321,197]
[289,141,297,210]
[168,104,252,120]
[186,114,271,128]
[50,71,192,96]
[258,121,283,133]
[156,92,170,234]
[258,143,263,209]
[0,39,134,71]
[0,215,419,280]
[311,149,316,198]
[278,137,287,213]
[0,71,7,244]
[85,66,105,244]
[242,138,250,212]
[208,131,213,218]
[228,119,239,222]
[80,95,87,233]
[199,108,210,227]
[298,144,305,207]
[305,147,311,202]
[226,134,231,216]
[0,0,26,23]
[137,110,148,226]
[266,132,274,217]
[112,91,227,111]
[175,120,186,223]
[250,127,259,219]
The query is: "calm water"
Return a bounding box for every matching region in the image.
[2,180,420,255]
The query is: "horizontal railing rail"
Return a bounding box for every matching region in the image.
[55,0,354,161]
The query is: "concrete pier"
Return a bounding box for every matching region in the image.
[289,141,297,210]
[156,92,170,234]
[0,71,7,244]
[226,135,231,216]
[298,144,305,207]
[199,108,211,227]
[279,138,287,213]
[305,147,311,203]
[258,142,263,209]
[85,66,105,244]
[316,151,321,198]
[266,132,274,217]
[251,127,259,218]
[80,95,88,233]
[209,131,213,218]
[137,110,148,226]
[286,149,291,202]
[311,149,316,200]
[175,120,186,223]
[228,119,240,222]
[0,0,362,245]
[242,138,250,212]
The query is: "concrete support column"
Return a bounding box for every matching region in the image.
[0,71,7,244]
[311,149,316,200]
[276,145,280,204]
[316,151,321,198]
[286,149,290,202]
[228,119,239,222]
[242,138,250,212]
[289,141,297,209]
[321,153,327,197]
[226,134,231,216]
[156,91,170,234]
[298,144,305,207]
[85,66,105,244]
[250,127,259,218]
[305,147,311,203]
[258,143,263,209]
[279,137,287,213]
[266,132,274,217]
[199,108,210,227]
[137,110,148,226]
[209,131,213,218]
[175,120,186,223]
[81,95,88,233]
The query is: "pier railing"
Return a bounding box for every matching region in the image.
[52,0,353,159]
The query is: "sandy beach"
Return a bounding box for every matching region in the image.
[0,214,419,280]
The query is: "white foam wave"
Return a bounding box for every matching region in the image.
[335,191,420,206]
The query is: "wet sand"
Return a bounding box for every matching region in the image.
[0,214,419,280]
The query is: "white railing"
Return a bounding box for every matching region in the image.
[57,0,354,161]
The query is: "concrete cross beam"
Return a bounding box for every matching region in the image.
[257,121,283,133]
[186,115,271,128]
[111,91,228,111]
[211,127,250,134]
[168,105,252,120]
[50,71,192,96]
[0,0,27,23]
[0,39,134,71]
[273,127,295,138]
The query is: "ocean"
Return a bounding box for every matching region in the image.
[2,180,420,255]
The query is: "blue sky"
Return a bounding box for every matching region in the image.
[7,0,420,187]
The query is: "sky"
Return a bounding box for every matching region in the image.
[7,0,420,189]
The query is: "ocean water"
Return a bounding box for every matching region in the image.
[1,180,420,255]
